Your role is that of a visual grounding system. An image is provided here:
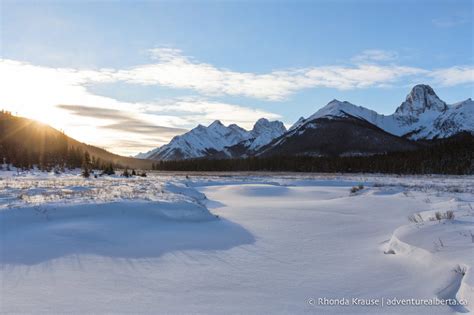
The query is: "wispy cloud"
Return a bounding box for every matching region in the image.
[112,48,424,100]
[351,49,399,63]
[57,104,187,135]
[432,15,470,28]
[428,66,474,86]
[143,96,282,129]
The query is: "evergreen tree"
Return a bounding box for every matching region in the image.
[82,161,90,178]
[101,163,115,175]
[81,151,92,178]
[122,168,130,177]
[84,151,91,168]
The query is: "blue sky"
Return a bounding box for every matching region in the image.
[1,0,473,155]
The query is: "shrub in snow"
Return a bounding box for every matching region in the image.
[101,164,115,175]
[431,210,455,222]
[445,210,455,220]
[121,169,131,178]
[438,238,444,247]
[470,231,474,243]
[408,213,424,223]
[82,167,90,178]
[453,265,466,276]
[350,184,364,194]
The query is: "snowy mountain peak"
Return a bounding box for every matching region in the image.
[324,99,355,112]
[209,120,224,128]
[395,84,447,116]
[307,99,380,123]
[247,118,287,150]
[252,118,285,134]
[453,98,473,109]
[328,98,343,105]
[290,117,306,131]
[254,117,270,125]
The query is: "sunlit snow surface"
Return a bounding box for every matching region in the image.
[1,171,473,314]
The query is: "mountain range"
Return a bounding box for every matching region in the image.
[137,84,473,160]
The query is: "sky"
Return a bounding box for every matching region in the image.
[1,0,473,156]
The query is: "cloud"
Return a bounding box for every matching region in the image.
[57,104,187,135]
[351,50,399,63]
[57,104,132,120]
[432,15,470,28]
[111,48,425,100]
[143,97,282,130]
[293,64,425,90]
[428,66,474,86]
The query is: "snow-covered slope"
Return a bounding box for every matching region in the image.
[289,116,306,131]
[4,173,472,314]
[135,147,160,159]
[289,84,473,140]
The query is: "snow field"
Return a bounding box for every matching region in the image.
[0,172,473,314]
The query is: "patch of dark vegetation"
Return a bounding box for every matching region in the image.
[154,133,473,175]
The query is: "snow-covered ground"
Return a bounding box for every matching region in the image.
[0,171,473,314]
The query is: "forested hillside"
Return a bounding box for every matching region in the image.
[0,111,153,170]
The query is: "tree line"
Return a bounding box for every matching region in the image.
[154,133,474,175]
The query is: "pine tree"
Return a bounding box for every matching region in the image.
[82,161,90,178]
[122,168,130,178]
[81,151,91,178]
[84,151,91,168]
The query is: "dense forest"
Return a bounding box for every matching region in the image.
[0,111,153,171]
[154,133,474,175]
